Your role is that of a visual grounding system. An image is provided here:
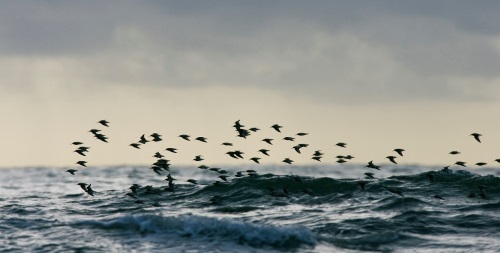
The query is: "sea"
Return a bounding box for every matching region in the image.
[1,164,499,253]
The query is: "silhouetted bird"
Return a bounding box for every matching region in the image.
[179,134,190,141]
[151,166,162,175]
[66,169,78,175]
[262,138,273,145]
[293,145,303,154]
[449,151,460,155]
[193,155,204,161]
[386,156,398,164]
[313,150,323,156]
[476,162,487,166]
[455,161,466,167]
[234,150,244,159]
[151,133,162,142]
[384,186,403,197]
[250,157,261,164]
[219,175,229,182]
[337,159,346,164]
[89,129,101,135]
[296,132,308,136]
[74,149,86,156]
[249,127,260,132]
[364,172,375,179]
[221,142,233,146]
[471,133,482,143]
[233,120,244,130]
[394,148,405,156]
[165,148,177,153]
[153,152,164,158]
[130,184,139,195]
[209,168,220,172]
[282,158,294,164]
[345,155,355,160]
[433,195,444,200]
[198,165,209,170]
[138,134,148,144]
[130,143,141,149]
[271,124,283,133]
[336,142,347,148]
[283,137,295,141]
[76,161,87,167]
[259,149,270,156]
[94,133,108,143]
[195,137,207,143]
[235,171,244,177]
[77,183,88,191]
[86,184,95,196]
[366,160,380,170]
[495,159,500,163]
[358,181,366,191]
[98,120,109,127]
[187,179,198,185]
[72,142,83,145]
[312,156,322,162]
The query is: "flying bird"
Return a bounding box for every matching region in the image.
[153,152,164,158]
[138,134,149,144]
[296,132,308,136]
[386,156,398,164]
[258,149,270,156]
[187,179,198,185]
[249,127,260,132]
[250,157,261,164]
[66,169,78,175]
[471,133,482,143]
[193,155,204,161]
[455,161,466,167]
[449,151,460,155]
[221,142,233,146]
[312,156,322,162]
[283,137,295,141]
[98,120,109,127]
[130,143,141,149]
[74,149,87,156]
[394,148,405,156]
[366,160,380,170]
[271,124,283,133]
[151,133,163,142]
[336,142,347,148]
[76,161,87,167]
[282,158,294,164]
[476,162,487,166]
[364,172,375,179]
[195,137,207,143]
[77,183,88,191]
[179,134,190,141]
[165,148,177,153]
[262,138,274,145]
[72,142,83,145]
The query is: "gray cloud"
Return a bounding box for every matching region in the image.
[1,1,500,103]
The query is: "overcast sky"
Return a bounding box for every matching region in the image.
[1,1,500,168]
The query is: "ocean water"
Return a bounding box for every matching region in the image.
[1,164,499,253]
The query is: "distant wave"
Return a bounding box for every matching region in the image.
[74,214,317,249]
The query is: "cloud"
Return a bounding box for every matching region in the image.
[1,1,500,103]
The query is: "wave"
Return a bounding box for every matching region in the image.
[74,214,317,249]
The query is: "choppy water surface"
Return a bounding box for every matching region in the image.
[1,165,499,252]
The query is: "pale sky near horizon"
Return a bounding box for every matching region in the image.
[1,1,500,168]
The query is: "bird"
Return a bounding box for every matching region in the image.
[262,138,274,145]
[179,134,190,141]
[495,159,500,163]
[153,152,164,158]
[312,156,322,162]
[98,120,109,127]
[292,145,303,154]
[358,181,366,191]
[209,168,220,172]
[233,150,244,159]
[195,137,207,143]
[336,142,347,148]
[364,172,375,179]
[129,184,140,195]
[337,159,347,164]
[283,137,295,141]
[77,183,88,191]
[221,142,233,146]
[193,155,204,161]
[235,172,244,177]
[86,184,95,196]
[455,161,466,167]
[476,162,487,166]
[250,157,261,164]
[394,148,405,156]
[345,155,355,160]
[93,133,108,143]
[76,161,87,167]
[198,165,209,170]
[249,127,260,132]
[74,149,87,156]
[66,169,78,175]
[296,132,308,136]
[72,142,83,145]
[282,158,294,164]
[187,179,198,185]
[151,133,162,142]
[258,149,270,156]
[313,150,323,156]
[386,156,398,164]
[433,195,445,200]
[226,151,239,159]
[219,175,229,182]
[165,148,177,153]
[366,161,380,170]
[138,134,149,144]
[471,133,482,143]
[129,143,141,149]
[89,129,101,135]
[384,186,403,197]
[271,124,283,133]
[151,166,163,175]
[449,151,460,155]
[125,192,137,199]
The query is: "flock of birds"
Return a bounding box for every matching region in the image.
[68,120,497,206]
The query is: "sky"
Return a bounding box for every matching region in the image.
[1,1,500,168]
